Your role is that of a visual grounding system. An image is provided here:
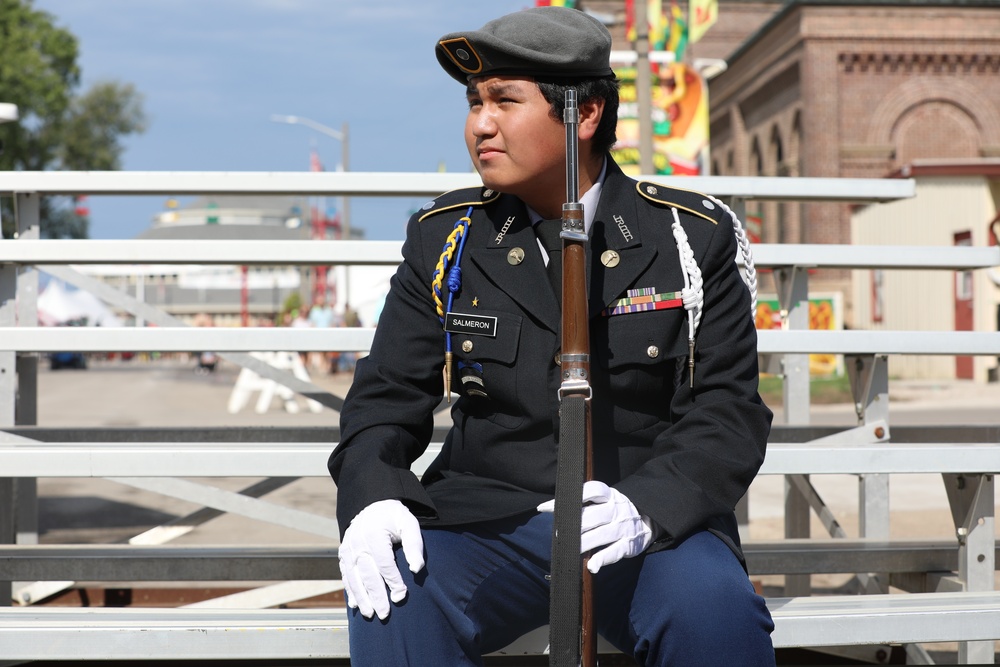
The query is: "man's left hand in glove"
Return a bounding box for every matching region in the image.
[537,480,657,574]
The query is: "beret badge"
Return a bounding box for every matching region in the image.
[439,37,483,76]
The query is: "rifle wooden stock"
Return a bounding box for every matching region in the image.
[560,211,597,665]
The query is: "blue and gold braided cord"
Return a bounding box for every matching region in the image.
[431,207,473,402]
[432,208,474,322]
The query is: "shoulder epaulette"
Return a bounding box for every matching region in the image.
[417,186,501,222]
[635,181,725,226]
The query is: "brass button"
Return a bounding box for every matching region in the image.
[462,340,474,353]
[646,345,660,359]
[554,352,561,365]
[507,247,525,265]
[601,250,620,268]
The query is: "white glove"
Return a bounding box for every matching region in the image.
[339,499,425,620]
[537,480,654,575]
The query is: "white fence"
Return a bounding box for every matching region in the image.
[3,171,1000,663]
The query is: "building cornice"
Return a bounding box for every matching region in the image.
[892,159,1000,178]
[725,0,1000,64]
[839,52,1000,73]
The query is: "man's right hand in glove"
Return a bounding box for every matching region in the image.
[339,499,425,620]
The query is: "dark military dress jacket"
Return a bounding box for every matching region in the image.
[329,158,772,562]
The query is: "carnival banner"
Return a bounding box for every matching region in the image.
[613,1,710,176]
[689,0,719,44]
[756,293,845,376]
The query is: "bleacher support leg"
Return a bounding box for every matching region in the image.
[0,244,17,607]
[945,472,996,664]
[777,266,811,596]
[0,480,12,606]
[13,194,40,553]
[849,355,891,549]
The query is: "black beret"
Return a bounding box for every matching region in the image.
[436,6,614,84]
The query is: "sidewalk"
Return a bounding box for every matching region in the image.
[888,377,1000,409]
[768,377,1000,427]
[34,357,1000,428]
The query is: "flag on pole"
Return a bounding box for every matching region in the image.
[689,0,718,44]
[309,149,324,172]
[666,2,688,60]
[73,195,89,217]
[625,0,668,48]
[648,0,667,51]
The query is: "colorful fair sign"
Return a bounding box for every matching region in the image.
[689,0,718,44]
[610,59,711,176]
[755,293,845,376]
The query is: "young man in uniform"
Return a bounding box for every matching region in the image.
[329,6,775,665]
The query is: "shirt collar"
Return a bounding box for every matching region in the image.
[528,156,607,235]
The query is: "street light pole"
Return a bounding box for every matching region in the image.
[270,114,350,241]
[632,0,655,176]
[0,103,19,234]
[271,114,352,310]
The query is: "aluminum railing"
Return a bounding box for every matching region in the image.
[4,170,1000,663]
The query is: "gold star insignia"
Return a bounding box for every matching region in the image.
[472,297,479,307]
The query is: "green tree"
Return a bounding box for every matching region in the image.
[282,292,303,319]
[0,0,147,238]
[60,80,147,171]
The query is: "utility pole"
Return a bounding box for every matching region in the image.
[339,121,350,242]
[271,114,352,306]
[633,0,656,175]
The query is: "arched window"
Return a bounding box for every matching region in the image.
[770,125,785,176]
[750,137,763,176]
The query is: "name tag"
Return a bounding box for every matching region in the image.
[444,312,498,337]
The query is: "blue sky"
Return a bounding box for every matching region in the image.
[32,0,530,240]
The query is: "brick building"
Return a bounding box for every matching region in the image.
[586,1,1000,310]
[705,0,1000,301]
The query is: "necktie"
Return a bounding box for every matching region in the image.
[534,219,562,301]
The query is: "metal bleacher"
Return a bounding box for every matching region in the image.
[2,171,1000,664]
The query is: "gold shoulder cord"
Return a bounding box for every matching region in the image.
[431,207,474,402]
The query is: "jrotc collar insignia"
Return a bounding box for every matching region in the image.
[495,216,516,245]
[613,215,633,243]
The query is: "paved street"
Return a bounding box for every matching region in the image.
[34,355,1000,429]
[26,355,1000,547]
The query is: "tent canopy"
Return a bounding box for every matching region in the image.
[37,281,122,327]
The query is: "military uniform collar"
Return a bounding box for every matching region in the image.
[591,158,644,251]
[523,156,607,235]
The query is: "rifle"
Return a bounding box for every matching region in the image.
[548,88,597,667]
